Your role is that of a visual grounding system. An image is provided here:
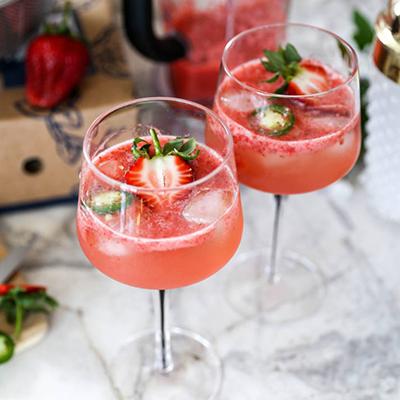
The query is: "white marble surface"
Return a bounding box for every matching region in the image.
[1,0,398,399]
[2,180,400,400]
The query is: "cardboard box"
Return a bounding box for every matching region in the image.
[0,0,134,210]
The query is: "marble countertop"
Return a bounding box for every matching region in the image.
[1,180,400,400]
[1,0,397,399]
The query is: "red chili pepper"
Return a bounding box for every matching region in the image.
[0,284,46,296]
[0,284,10,296]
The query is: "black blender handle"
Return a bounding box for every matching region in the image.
[122,0,187,62]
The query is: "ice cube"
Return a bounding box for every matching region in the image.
[98,238,129,257]
[183,189,232,225]
[221,90,266,113]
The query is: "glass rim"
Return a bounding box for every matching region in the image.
[221,22,359,99]
[82,97,235,194]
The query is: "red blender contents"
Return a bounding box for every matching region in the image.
[165,0,287,103]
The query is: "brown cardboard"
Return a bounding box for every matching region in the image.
[0,0,134,208]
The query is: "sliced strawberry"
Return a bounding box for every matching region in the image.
[25,3,89,109]
[125,129,199,207]
[126,156,193,206]
[288,61,330,95]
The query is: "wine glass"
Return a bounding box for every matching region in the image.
[76,97,243,398]
[214,23,360,321]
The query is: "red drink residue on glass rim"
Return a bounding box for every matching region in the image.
[164,0,287,102]
[214,59,361,194]
[77,138,243,289]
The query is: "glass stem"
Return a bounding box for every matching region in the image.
[153,290,174,373]
[267,194,286,283]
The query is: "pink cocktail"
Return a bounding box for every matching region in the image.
[76,98,242,398]
[214,24,361,320]
[215,59,361,194]
[77,140,242,289]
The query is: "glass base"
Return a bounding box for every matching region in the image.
[111,327,222,399]
[226,248,326,322]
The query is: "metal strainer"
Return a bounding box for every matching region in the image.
[0,0,54,59]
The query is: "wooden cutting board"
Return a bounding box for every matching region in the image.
[0,239,49,354]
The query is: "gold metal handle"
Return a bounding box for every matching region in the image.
[373,0,400,83]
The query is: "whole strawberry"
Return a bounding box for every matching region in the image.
[25,3,89,109]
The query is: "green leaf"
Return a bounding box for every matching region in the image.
[360,76,370,98]
[352,9,374,51]
[173,149,200,161]
[132,129,200,161]
[265,73,280,83]
[0,289,58,338]
[261,60,280,73]
[44,294,59,308]
[178,138,197,154]
[358,77,370,164]
[131,138,151,159]
[274,82,289,94]
[162,138,184,156]
[337,40,351,64]
[261,43,303,94]
[263,49,285,71]
[284,43,302,63]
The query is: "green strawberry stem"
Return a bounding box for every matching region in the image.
[150,128,163,157]
[60,2,72,34]
[44,1,74,36]
[261,43,302,94]
[131,128,200,161]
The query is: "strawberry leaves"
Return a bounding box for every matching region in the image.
[131,138,151,159]
[170,138,200,160]
[131,128,200,161]
[261,43,302,94]
[352,10,374,51]
[126,128,198,206]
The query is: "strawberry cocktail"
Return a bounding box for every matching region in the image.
[76,98,242,398]
[214,24,361,320]
[215,58,360,194]
[78,131,242,289]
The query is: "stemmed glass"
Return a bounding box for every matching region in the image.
[76,98,243,398]
[214,24,360,320]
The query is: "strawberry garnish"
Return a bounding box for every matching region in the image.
[287,61,330,95]
[25,3,89,109]
[261,43,330,96]
[125,129,200,207]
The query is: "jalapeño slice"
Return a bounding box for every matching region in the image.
[89,191,133,215]
[251,104,295,136]
[0,331,15,364]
